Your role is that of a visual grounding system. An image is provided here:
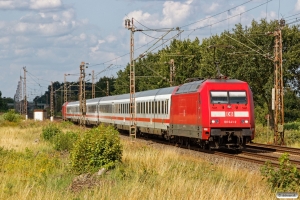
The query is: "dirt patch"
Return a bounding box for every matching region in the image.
[69,170,114,193]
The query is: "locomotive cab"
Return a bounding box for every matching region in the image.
[208,91,252,149]
[205,81,255,150]
[169,78,255,151]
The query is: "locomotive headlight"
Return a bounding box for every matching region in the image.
[241,119,249,124]
[211,119,219,124]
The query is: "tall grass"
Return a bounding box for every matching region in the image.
[0,119,278,199]
[254,123,300,147]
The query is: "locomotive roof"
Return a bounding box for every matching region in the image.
[175,79,247,94]
[175,80,205,94]
[206,79,246,83]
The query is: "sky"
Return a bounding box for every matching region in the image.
[0,0,299,101]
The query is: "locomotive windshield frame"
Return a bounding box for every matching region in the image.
[210,91,247,104]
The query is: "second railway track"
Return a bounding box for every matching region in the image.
[246,143,300,156]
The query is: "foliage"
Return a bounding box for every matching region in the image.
[52,131,79,151]
[41,123,62,141]
[70,125,122,174]
[2,110,22,123]
[59,120,75,129]
[261,153,300,192]
[254,104,269,126]
[0,91,8,112]
[284,121,300,130]
[285,131,300,146]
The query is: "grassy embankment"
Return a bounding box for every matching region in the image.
[254,123,300,147]
[0,119,283,200]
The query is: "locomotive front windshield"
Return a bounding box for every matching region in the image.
[211,91,247,104]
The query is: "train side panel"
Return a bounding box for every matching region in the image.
[170,92,201,138]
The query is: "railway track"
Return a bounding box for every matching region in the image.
[246,143,300,156]
[212,151,299,170]
[121,134,300,170]
[60,120,300,171]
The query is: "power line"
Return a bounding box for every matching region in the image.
[181,0,254,29]
[183,0,274,33]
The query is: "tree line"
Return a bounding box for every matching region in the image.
[13,19,300,124]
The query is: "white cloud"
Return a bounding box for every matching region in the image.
[189,6,246,30]
[0,37,10,44]
[296,0,300,11]
[106,35,117,43]
[30,0,62,10]
[10,9,79,37]
[90,40,105,54]
[0,0,62,10]
[160,0,193,27]
[260,11,277,21]
[124,0,193,28]
[207,2,220,13]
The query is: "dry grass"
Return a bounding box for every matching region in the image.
[0,120,278,200]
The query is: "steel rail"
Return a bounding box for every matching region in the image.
[246,143,300,156]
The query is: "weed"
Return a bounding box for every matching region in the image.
[261,153,300,192]
[52,131,79,151]
[70,124,122,174]
[2,110,22,123]
[41,123,62,141]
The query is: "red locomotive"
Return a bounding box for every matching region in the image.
[62,78,255,150]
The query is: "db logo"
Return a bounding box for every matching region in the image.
[226,112,233,117]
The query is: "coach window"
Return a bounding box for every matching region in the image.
[166,100,169,114]
[139,102,141,114]
[158,101,161,114]
[146,102,148,114]
[162,101,165,114]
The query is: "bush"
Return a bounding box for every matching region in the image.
[70,125,122,174]
[52,131,79,151]
[261,153,300,192]
[59,120,74,129]
[2,110,22,122]
[41,124,62,141]
[284,121,300,130]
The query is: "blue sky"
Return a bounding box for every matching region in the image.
[0,0,299,100]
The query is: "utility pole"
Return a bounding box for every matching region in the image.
[18,77,23,114]
[23,67,27,119]
[169,59,175,86]
[64,74,68,111]
[125,18,137,138]
[79,62,87,127]
[50,82,54,122]
[106,80,109,96]
[92,70,95,98]
[273,19,285,145]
